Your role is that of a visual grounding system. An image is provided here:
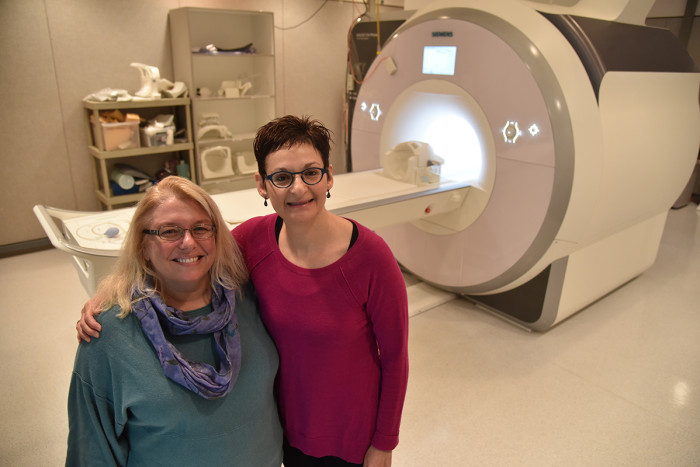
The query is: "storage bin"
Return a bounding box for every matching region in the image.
[92,120,140,151]
[109,180,140,196]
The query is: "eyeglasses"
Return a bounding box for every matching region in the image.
[265,167,328,189]
[143,224,216,242]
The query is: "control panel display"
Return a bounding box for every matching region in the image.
[422,46,457,76]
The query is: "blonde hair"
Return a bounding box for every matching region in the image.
[96,176,248,316]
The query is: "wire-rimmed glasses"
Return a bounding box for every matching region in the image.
[143,224,216,242]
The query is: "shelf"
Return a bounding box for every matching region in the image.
[200,175,257,195]
[95,189,144,207]
[89,142,194,159]
[192,52,274,58]
[197,133,256,145]
[202,174,254,183]
[83,97,191,111]
[194,95,274,102]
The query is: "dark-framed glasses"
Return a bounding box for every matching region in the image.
[143,224,216,242]
[265,167,328,188]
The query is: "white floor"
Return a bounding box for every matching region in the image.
[1,204,699,466]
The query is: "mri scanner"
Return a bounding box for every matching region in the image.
[35,0,699,331]
[350,0,700,329]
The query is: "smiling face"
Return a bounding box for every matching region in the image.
[143,197,216,298]
[256,142,333,224]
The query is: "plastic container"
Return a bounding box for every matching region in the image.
[176,160,191,179]
[92,121,140,151]
[109,180,140,196]
[110,169,135,190]
[140,125,175,147]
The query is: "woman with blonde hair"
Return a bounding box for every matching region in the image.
[67,176,282,466]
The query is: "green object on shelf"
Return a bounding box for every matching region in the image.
[177,160,191,179]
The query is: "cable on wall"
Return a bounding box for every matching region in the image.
[276,1,331,30]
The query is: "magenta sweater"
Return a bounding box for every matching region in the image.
[233,214,408,463]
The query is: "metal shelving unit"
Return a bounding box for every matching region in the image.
[169,7,276,194]
[84,97,195,209]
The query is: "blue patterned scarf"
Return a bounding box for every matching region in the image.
[131,281,241,400]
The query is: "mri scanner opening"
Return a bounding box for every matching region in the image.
[378,80,496,234]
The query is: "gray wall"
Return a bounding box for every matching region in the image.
[0,0,401,248]
[0,0,697,249]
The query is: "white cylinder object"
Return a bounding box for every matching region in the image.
[110,170,135,190]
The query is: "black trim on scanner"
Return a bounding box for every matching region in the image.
[543,13,698,99]
[469,266,551,324]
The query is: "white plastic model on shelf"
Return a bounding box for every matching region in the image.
[200,146,235,179]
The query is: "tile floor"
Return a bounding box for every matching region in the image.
[1,204,698,466]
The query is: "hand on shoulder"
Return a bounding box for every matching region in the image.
[77,297,105,343]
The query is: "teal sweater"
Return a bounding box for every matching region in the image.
[66,284,282,466]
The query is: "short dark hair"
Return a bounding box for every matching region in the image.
[253,115,333,177]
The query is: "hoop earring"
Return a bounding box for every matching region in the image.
[264,198,268,207]
[326,191,331,199]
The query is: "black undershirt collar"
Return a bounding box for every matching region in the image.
[274,216,358,250]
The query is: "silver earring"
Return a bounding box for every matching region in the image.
[326,191,331,199]
[264,198,268,207]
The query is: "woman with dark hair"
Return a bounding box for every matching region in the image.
[236,115,409,467]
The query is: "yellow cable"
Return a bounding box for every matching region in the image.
[376,1,381,55]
